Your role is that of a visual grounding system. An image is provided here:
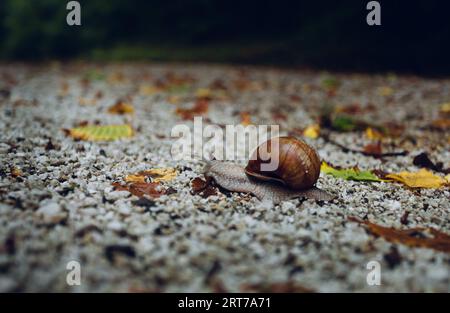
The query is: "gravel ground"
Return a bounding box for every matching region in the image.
[0,63,449,292]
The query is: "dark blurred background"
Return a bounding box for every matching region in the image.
[0,0,449,75]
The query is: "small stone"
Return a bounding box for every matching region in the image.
[107,220,123,231]
[36,202,67,224]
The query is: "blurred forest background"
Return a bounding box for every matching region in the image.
[0,0,449,75]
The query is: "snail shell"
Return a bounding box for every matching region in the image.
[245,136,321,190]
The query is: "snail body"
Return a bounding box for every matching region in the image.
[204,136,333,203]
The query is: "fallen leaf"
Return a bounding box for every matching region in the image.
[108,101,134,115]
[167,95,181,104]
[78,97,97,106]
[64,124,133,141]
[196,88,212,99]
[175,99,209,120]
[10,167,22,177]
[349,216,450,253]
[108,72,126,84]
[59,82,69,97]
[125,168,177,183]
[321,162,383,182]
[363,141,383,156]
[331,115,364,132]
[139,85,162,96]
[240,111,253,125]
[378,86,394,96]
[83,69,105,81]
[385,169,447,188]
[321,76,340,91]
[431,118,450,130]
[439,102,450,115]
[240,282,314,293]
[303,124,320,139]
[191,177,218,198]
[334,104,362,114]
[365,127,384,140]
[112,182,165,198]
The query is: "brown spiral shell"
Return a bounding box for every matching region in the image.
[245,136,321,190]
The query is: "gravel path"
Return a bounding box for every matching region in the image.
[0,63,449,292]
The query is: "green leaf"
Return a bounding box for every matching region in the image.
[321,162,383,182]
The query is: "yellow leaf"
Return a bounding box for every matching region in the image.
[303,124,320,139]
[65,124,133,141]
[124,174,146,184]
[11,167,22,177]
[125,168,177,183]
[440,102,450,114]
[108,101,134,114]
[79,97,97,106]
[365,127,383,140]
[139,85,162,96]
[445,174,450,184]
[108,72,126,84]
[386,169,446,188]
[196,88,212,98]
[378,86,394,96]
[167,95,181,104]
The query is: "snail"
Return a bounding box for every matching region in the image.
[204,136,334,204]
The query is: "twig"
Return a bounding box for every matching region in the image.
[321,132,408,158]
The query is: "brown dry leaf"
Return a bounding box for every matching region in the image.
[167,95,181,104]
[108,101,134,115]
[349,217,450,253]
[175,99,209,120]
[108,72,126,84]
[125,168,177,183]
[112,182,165,198]
[363,141,383,156]
[378,86,394,96]
[239,111,253,125]
[240,282,314,293]
[335,104,362,114]
[59,81,69,97]
[385,169,447,188]
[431,118,450,130]
[79,97,97,106]
[191,177,218,198]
